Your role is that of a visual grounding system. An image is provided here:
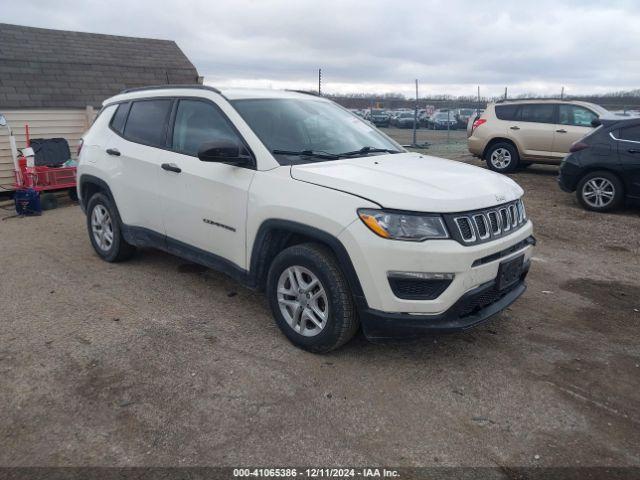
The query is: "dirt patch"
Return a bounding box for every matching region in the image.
[177,263,208,274]
[562,278,640,311]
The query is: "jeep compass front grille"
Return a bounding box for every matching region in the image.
[445,199,527,246]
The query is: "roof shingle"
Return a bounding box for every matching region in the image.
[0,23,200,108]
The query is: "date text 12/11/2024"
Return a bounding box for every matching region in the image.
[233,468,400,478]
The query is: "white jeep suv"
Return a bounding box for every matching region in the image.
[78,85,535,352]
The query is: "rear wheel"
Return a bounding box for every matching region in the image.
[266,243,358,353]
[486,142,519,173]
[576,171,624,212]
[86,192,135,262]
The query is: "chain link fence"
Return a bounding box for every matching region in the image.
[329,93,640,160]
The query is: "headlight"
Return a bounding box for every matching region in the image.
[358,209,449,241]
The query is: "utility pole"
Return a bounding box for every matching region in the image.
[504,86,508,100]
[477,85,481,111]
[318,68,322,96]
[412,79,418,147]
[561,86,564,100]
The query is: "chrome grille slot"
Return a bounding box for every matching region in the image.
[454,217,476,243]
[487,211,500,234]
[499,208,511,231]
[509,204,518,225]
[473,214,490,240]
[517,200,526,223]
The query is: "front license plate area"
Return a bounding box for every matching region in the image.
[497,254,525,291]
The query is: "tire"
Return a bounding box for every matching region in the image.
[86,192,136,262]
[485,142,519,173]
[576,171,624,212]
[68,187,79,202]
[266,243,359,353]
[40,192,58,210]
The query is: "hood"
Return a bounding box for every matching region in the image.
[290,152,523,212]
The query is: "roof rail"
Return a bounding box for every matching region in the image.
[285,89,321,97]
[120,84,222,94]
[495,97,566,103]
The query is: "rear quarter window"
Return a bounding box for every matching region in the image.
[495,105,520,121]
[110,102,130,135]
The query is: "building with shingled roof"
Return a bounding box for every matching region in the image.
[0,23,200,190]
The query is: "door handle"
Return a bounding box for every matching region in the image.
[556,129,567,133]
[628,149,640,154]
[106,148,121,156]
[161,163,182,173]
[509,126,520,130]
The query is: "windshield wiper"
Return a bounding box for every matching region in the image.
[336,146,401,157]
[272,149,340,160]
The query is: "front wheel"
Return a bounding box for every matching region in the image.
[266,243,359,353]
[576,171,624,212]
[486,142,519,173]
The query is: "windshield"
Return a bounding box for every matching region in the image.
[400,112,414,118]
[371,109,386,116]
[232,98,402,164]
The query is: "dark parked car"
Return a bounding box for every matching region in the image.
[368,109,390,127]
[558,116,640,212]
[394,111,418,129]
[455,108,475,129]
[428,112,457,130]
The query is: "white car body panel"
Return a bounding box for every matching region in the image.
[291,152,523,211]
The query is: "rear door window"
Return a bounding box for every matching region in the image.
[618,125,640,142]
[520,104,555,124]
[495,105,520,121]
[558,105,598,127]
[123,99,173,147]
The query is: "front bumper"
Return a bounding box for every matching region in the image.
[360,264,529,340]
[338,219,534,315]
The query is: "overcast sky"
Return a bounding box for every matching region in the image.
[3,0,639,97]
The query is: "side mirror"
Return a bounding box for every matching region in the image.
[197,139,251,166]
[0,114,6,127]
[591,118,601,127]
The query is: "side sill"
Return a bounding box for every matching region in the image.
[121,225,252,288]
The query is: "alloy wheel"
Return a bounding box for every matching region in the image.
[490,148,512,170]
[582,177,615,208]
[277,266,328,337]
[91,204,114,251]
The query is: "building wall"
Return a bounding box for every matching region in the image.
[0,108,95,192]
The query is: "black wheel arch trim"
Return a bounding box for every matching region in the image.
[78,174,117,214]
[249,219,368,307]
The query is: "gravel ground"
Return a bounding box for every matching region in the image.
[1,131,639,468]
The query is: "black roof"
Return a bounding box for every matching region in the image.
[0,23,200,109]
